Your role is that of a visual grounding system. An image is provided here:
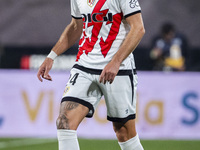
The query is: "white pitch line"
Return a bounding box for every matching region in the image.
[0,138,57,149]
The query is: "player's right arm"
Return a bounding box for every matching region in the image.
[51,18,83,56]
[37,18,83,82]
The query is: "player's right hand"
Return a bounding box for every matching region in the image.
[37,58,54,82]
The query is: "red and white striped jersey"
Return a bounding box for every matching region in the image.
[71,0,141,70]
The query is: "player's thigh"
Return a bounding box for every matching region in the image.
[101,74,138,122]
[61,68,102,119]
[57,101,89,130]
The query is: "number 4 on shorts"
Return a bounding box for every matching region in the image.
[70,73,79,85]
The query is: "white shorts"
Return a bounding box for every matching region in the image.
[62,64,138,123]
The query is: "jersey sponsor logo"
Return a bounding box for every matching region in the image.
[77,0,122,60]
[82,13,113,23]
[87,0,96,7]
[129,0,139,8]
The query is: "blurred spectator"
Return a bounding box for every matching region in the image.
[150,22,188,71]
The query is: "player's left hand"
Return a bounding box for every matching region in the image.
[99,60,120,84]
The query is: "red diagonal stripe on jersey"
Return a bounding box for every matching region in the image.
[77,0,107,61]
[100,13,122,57]
[76,0,122,60]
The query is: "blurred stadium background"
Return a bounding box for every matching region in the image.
[0,0,200,150]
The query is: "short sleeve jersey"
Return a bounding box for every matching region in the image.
[71,0,141,70]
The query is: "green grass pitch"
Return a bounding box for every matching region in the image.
[0,138,200,150]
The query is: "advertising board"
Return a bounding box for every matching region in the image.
[0,70,199,139]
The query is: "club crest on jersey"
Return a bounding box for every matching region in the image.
[87,0,96,7]
[63,86,70,96]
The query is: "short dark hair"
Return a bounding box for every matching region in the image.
[161,22,175,35]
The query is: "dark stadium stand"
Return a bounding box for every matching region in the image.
[0,45,200,71]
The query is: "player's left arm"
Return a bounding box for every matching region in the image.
[99,13,145,84]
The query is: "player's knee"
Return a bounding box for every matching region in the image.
[56,114,78,130]
[113,125,128,142]
[56,114,71,130]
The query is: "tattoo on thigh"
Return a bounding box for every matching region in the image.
[65,102,79,111]
[57,115,70,129]
[57,101,80,129]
